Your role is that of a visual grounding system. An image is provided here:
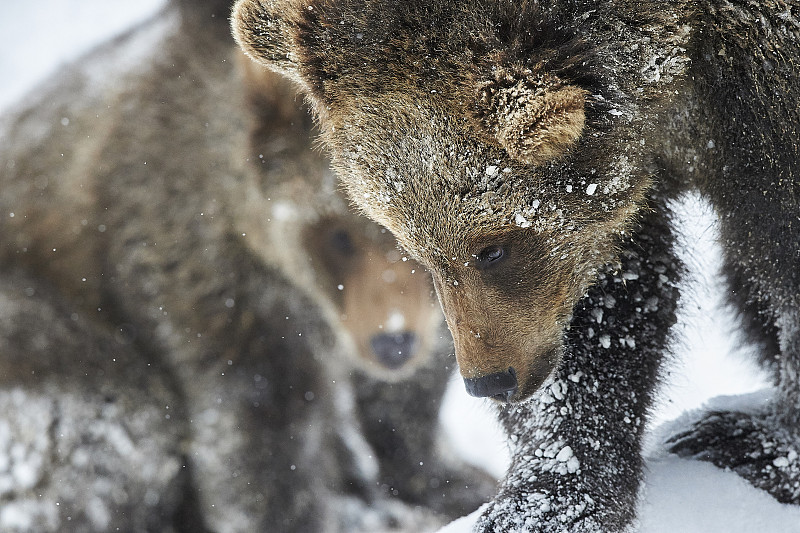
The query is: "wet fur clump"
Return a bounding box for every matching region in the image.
[234,0,800,531]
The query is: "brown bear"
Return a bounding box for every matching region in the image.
[0,1,493,531]
[233,1,800,531]
[238,58,496,521]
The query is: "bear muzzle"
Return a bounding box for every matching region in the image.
[456,341,562,403]
[463,367,518,402]
[369,331,418,369]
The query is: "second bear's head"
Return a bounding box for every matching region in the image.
[234,59,445,380]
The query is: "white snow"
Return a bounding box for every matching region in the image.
[514,212,532,228]
[598,333,612,349]
[0,0,166,111]
[1,4,796,533]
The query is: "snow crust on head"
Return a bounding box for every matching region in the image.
[332,96,649,274]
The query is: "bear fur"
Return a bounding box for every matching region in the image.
[233,0,800,531]
[0,2,493,531]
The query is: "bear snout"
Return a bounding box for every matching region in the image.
[370,331,419,369]
[463,367,518,402]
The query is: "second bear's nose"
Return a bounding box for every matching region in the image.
[370,331,418,369]
[463,368,518,402]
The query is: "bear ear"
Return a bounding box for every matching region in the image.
[231,0,303,82]
[473,66,587,166]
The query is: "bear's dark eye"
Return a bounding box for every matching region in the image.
[476,245,506,269]
[330,229,356,256]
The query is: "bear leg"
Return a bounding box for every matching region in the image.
[666,205,800,504]
[180,274,338,533]
[351,344,497,520]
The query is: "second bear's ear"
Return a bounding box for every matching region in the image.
[473,66,587,166]
[231,0,304,85]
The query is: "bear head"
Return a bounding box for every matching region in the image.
[234,57,444,381]
[232,0,690,400]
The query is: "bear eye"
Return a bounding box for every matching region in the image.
[476,245,506,269]
[330,229,356,256]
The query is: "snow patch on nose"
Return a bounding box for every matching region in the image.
[385,310,406,332]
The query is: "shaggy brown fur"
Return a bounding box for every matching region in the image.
[234,0,800,530]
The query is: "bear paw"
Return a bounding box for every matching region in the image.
[474,489,631,533]
[666,411,800,504]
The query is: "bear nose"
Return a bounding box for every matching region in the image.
[370,331,418,369]
[463,367,518,402]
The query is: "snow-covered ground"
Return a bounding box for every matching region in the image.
[2,3,799,531]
